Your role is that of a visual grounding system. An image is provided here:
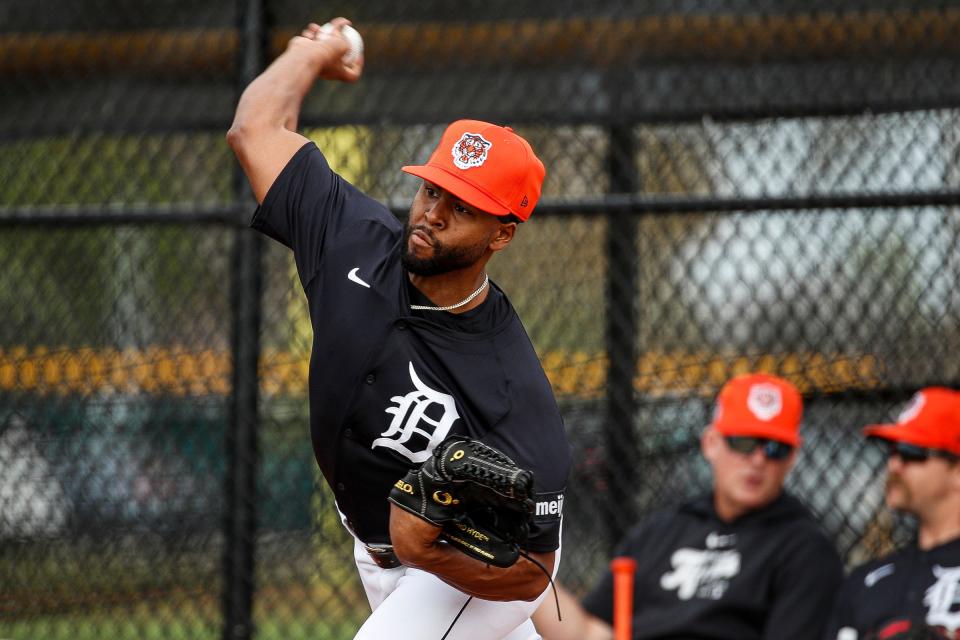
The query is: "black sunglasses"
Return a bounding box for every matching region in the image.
[880,440,960,464]
[724,436,794,460]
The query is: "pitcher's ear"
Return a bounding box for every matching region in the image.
[490,222,516,251]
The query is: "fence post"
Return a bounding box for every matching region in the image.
[223,1,266,639]
[604,121,640,544]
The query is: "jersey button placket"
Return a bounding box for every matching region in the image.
[365,373,376,384]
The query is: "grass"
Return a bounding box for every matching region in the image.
[1,613,362,640]
[1,581,367,640]
[2,531,367,640]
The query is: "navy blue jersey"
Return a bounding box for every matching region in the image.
[825,537,960,639]
[252,142,571,552]
[582,492,843,640]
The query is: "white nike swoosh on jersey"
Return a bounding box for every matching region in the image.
[348,267,371,288]
[864,563,895,587]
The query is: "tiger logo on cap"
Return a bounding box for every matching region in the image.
[747,383,783,421]
[451,133,492,169]
[896,392,925,424]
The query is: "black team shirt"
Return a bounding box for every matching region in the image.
[825,536,960,639]
[251,142,571,552]
[583,492,843,640]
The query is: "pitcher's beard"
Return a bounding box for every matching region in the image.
[401,224,487,276]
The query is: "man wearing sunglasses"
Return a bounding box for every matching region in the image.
[826,387,960,640]
[534,373,842,639]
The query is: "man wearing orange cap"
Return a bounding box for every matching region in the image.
[826,387,960,640]
[227,17,570,640]
[534,373,842,640]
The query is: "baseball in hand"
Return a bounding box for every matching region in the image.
[319,23,364,65]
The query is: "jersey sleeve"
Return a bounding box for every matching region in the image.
[482,416,570,554]
[479,321,572,554]
[761,528,844,640]
[518,422,571,554]
[250,142,396,289]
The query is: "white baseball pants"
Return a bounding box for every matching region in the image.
[350,537,560,640]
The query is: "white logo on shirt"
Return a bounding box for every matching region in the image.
[535,494,564,518]
[924,564,960,632]
[660,547,741,600]
[371,362,459,463]
[347,267,371,288]
[864,563,895,587]
[706,532,737,549]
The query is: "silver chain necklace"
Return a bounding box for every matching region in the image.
[410,273,489,312]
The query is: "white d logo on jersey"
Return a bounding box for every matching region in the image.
[371,362,460,463]
[660,547,741,600]
[924,565,960,632]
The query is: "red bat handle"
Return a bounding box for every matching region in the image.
[611,556,637,640]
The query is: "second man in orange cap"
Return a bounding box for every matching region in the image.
[826,387,960,640]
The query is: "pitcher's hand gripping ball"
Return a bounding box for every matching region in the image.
[318,22,364,65]
[389,435,535,567]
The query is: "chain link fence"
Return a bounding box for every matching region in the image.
[2,1,959,638]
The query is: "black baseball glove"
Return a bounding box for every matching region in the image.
[388,434,535,567]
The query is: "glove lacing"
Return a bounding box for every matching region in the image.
[520,550,562,622]
[438,552,562,640]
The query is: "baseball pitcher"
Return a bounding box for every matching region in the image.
[227,17,571,640]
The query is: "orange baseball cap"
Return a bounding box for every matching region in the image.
[710,373,803,446]
[863,387,960,455]
[401,120,545,221]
